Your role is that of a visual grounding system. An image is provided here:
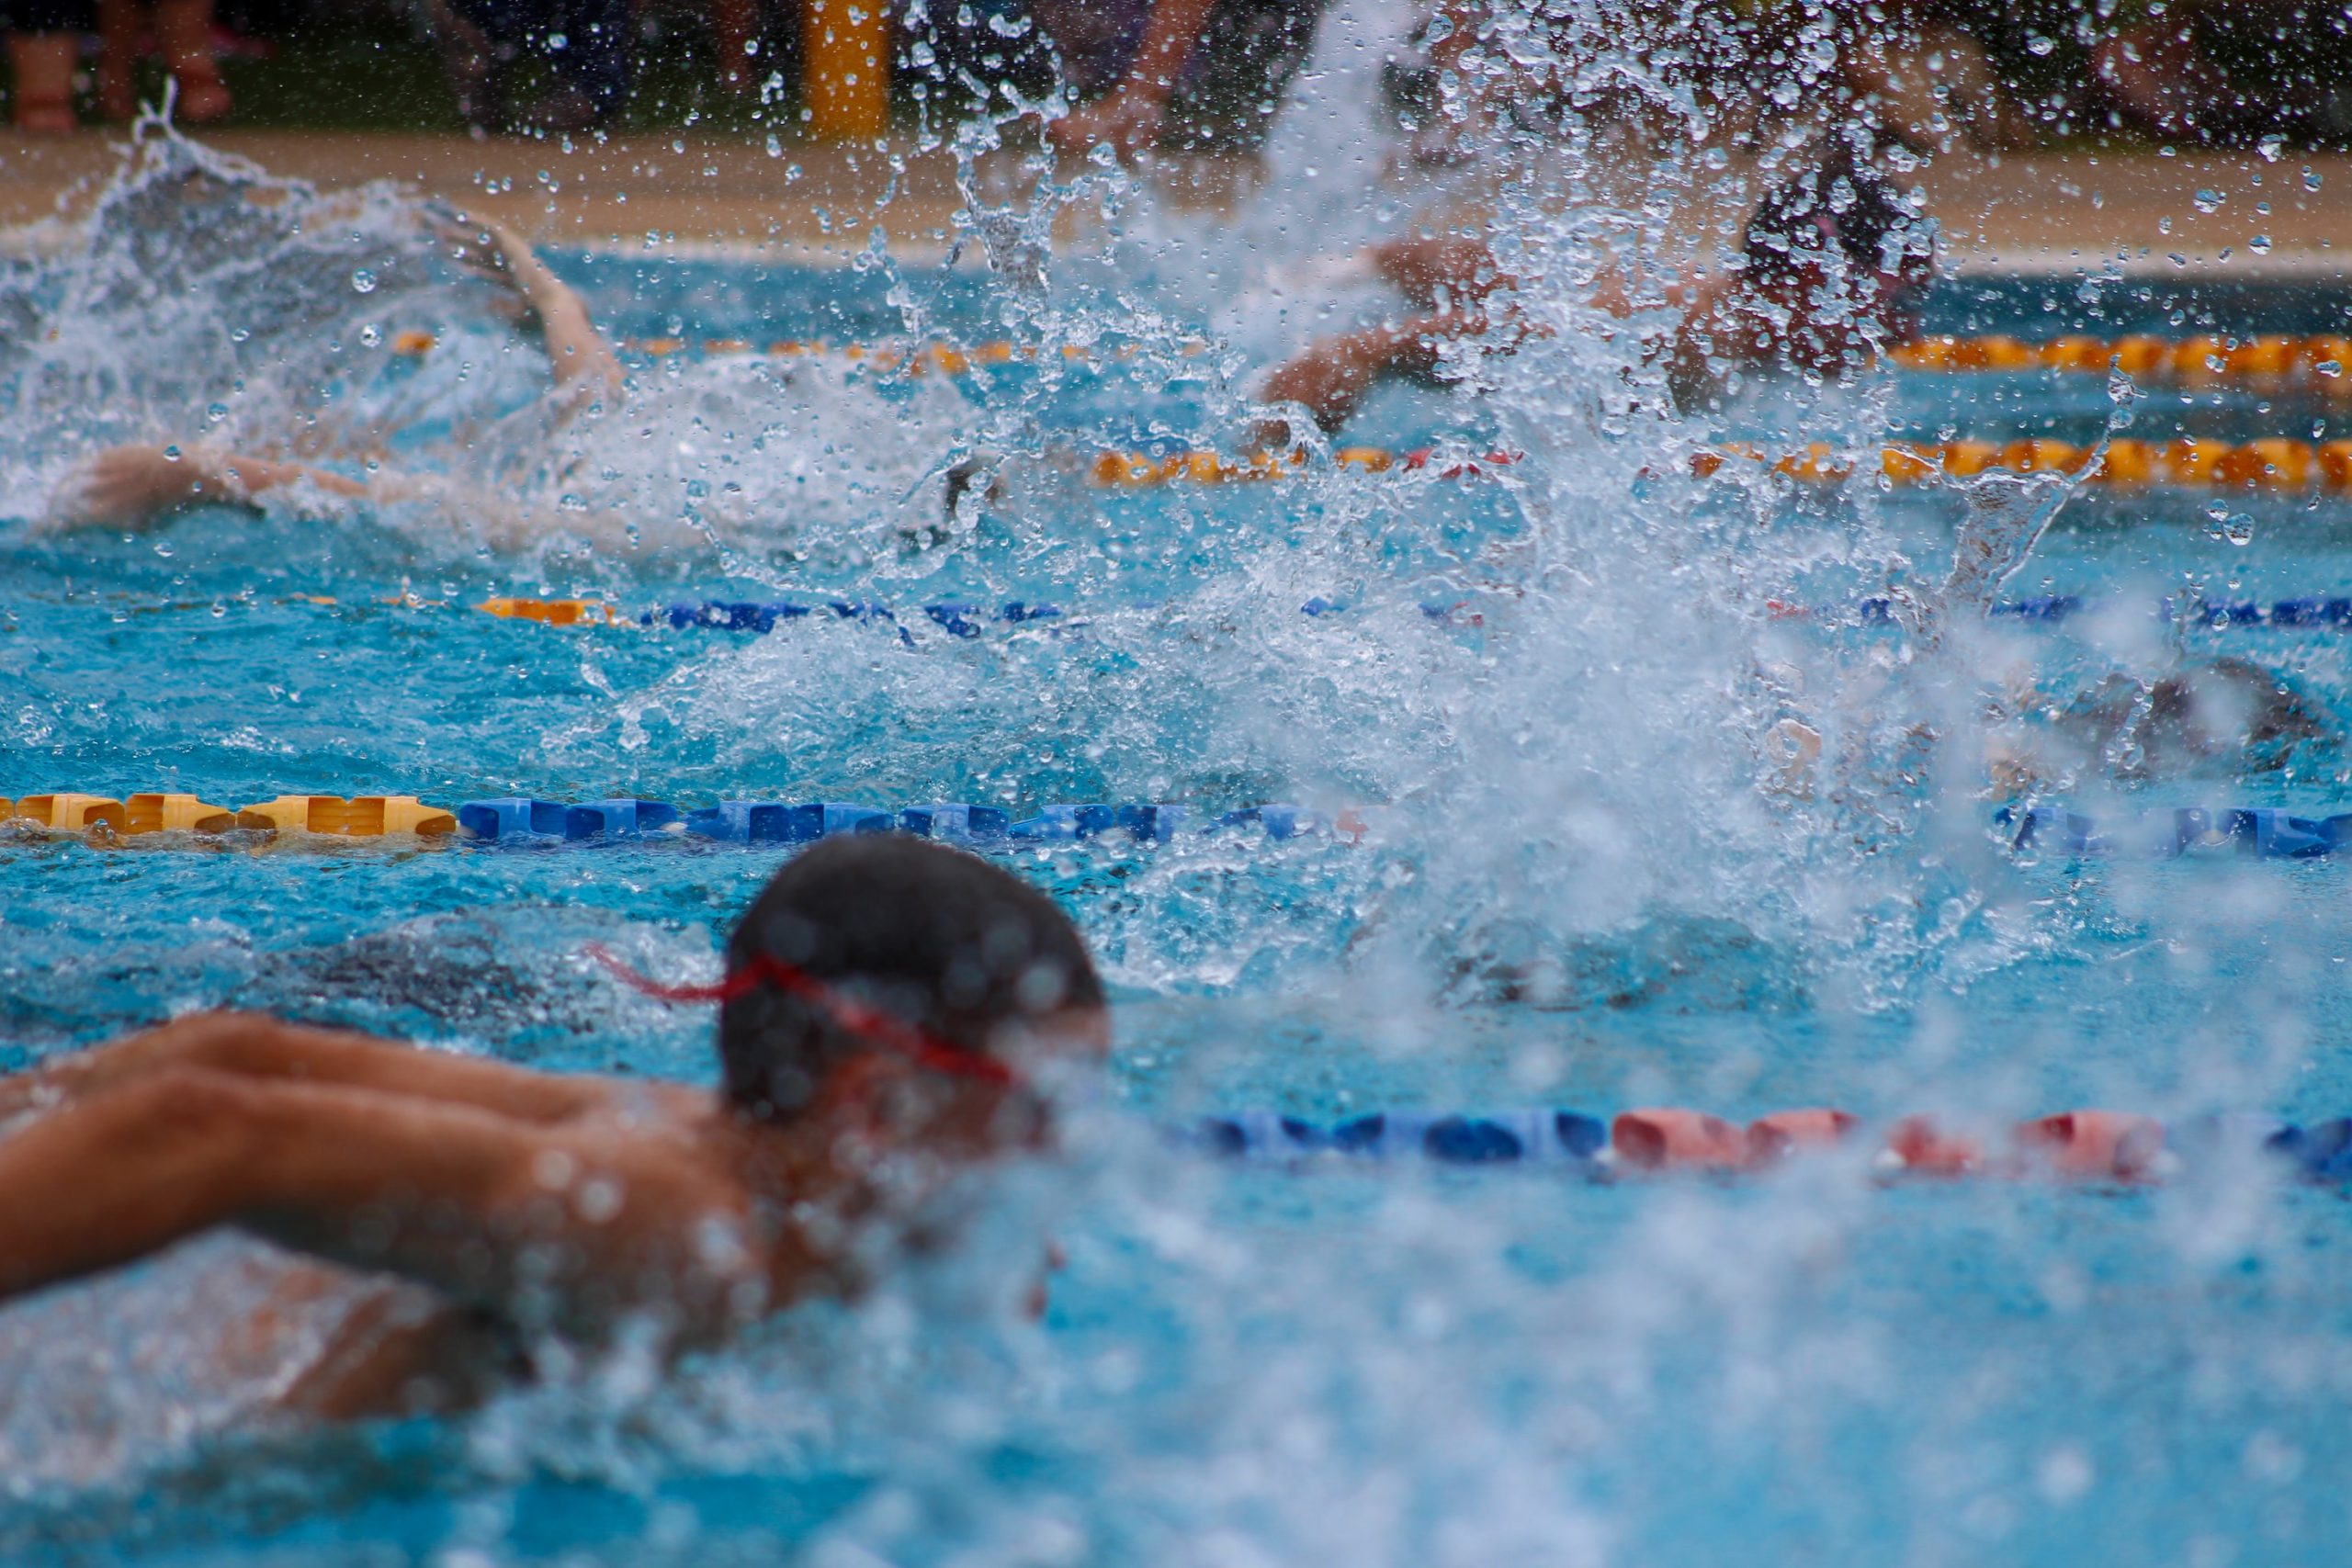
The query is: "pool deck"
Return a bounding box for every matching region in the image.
[0,128,2346,277]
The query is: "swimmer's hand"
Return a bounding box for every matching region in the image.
[423,207,622,400]
[48,446,222,531]
[423,207,537,306]
[1046,85,1168,166]
[1253,318,1456,440]
[1372,236,1513,309]
[48,446,368,531]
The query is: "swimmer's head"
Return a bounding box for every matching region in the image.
[718,836,1107,1132]
[1741,152,1937,330]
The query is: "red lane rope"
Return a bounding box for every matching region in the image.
[583,942,1017,1087]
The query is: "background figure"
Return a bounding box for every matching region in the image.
[1833,0,2032,155]
[95,0,231,122]
[2093,0,2352,148]
[5,0,94,133]
[430,0,633,133]
[1040,0,1327,162]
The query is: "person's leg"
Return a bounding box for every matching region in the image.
[154,0,232,122]
[712,0,754,90]
[424,0,503,130]
[546,0,629,127]
[1156,0,1321,154]
[94,0,138,119]
[6,1,94,134]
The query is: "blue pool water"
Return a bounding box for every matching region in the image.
[7,130,2352,1565]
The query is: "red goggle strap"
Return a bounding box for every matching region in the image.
[583,942,1016,1087]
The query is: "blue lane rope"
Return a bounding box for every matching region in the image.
[1997,805,2352,860]
[1796,596,2352,628]
[636,598,1486,636]
[458,797,1349,845]
[484,594,2352,638]
[1178,1110,1609,1166]
[1176,1109,2352,1181]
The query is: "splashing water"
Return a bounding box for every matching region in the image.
[6,5,2352,1562]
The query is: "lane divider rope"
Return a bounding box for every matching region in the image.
[1681,436,2352,491]
[1180,1105,2352,1183]
[1889,332,2352,387]
[390,330,2350,393]
[393,333,1211,370]
[0,795,1367,847]
[1997,804,2352,860]
[469,595,1485,632]
[1775,594,2352,628]
[1081,438,2352,491]
[91,592,2352,637]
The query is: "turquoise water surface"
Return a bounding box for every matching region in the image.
[6,137,2352,1564]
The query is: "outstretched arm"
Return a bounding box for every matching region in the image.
[430,209,623,404]
[1256,313,1467,435]
[0,1011,615,1126]
[45,446,370,532]
[0,1068,756,1340]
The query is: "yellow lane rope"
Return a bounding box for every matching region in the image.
[386,329,2344,389]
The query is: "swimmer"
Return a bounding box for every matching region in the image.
[1257,148,1936,434]
[44,206,621,536]
[0,836,1106,1421]
[1987,656,2333,795]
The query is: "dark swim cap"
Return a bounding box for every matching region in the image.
[1741,152,1936,286]
[718,836,1103,1120]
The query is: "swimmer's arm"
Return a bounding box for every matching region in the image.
[500,231,622,400]
[0,1012,616,1127]
[1371,235,1512,309]
[454,217,622,402]
[47,446,369,531]
[1257,314,1459,435]
[0,1073,761,1337]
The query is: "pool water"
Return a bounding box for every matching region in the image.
[7,126,2352,1565]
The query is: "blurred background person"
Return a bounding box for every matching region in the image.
[95,0,232,121]
[1037,0,1328,164]
[6,0,93,132]
[1832,0,2034,156]
[2092,0,2352,148]
[425,0,634,132]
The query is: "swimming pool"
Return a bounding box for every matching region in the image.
[6,131,2352,1565]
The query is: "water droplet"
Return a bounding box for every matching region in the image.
[351,268,378,294]
[2025,32,2054,55]
[2304,168,2324,192]
[205,402,228,424]
[560,492,589,513]
[2192,188,2223,214]
[162,445,181,461]
[359,324,382,346]
[2205,502,2256,547]
[2250,234,2273,254]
